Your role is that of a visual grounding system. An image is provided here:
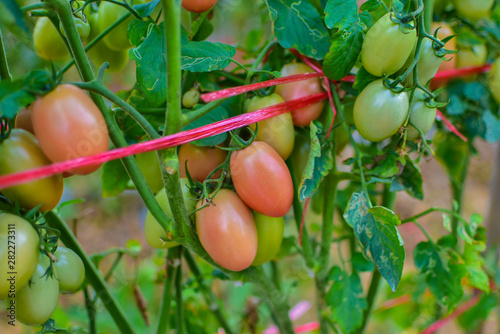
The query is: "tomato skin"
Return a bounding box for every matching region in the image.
[178,143,227,182]
[182,0,218,13]
[361,13,417,76]
[230,141,293,217]
[0,129,64,212]
[0,214,39,300]
[456,43,487,68]
[488,58,500,104]
[353,80,409,142]
[136,151,164,194]
[407,92,437,141]
[144,178,197,249]
[12,254,59,326]
[247,94,295,160]
[33,17,68,60]
[31,84,109,175]
[251,213,284,266]
[54,247,85,293]
[275,63,325,127]
[403,38,443,86]
[432,23,456,72]
[14,108,34,134]
[195,189,257,271]
[452,0,494,21]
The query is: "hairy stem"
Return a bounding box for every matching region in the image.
[0,28,12,82]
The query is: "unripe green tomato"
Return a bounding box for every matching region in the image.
[59,16,90,41]
[361,13,417,76]
[144,178,197,249]
[0,214,39,300]
[136,151,163,194]
[289,132,310,182]
[182,88,201,109]
[246,93,295,160]
[403,38,443,86]
[452,0,494,21]
[488,58,500,104]
[53,247,85,293]
[353,80,409,142]
[12,254,59,326]
[456,43,487,68]
[406,92,437,141]
[251,213,284,266]
[33,17,68,60]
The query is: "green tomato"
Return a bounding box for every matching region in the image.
[33,17,68,60]
[289,131,310,183]
[182,88,201,109]
[361,13,417,77]
[144,178,197,249]
[247,93,295,160]
[353,79,409,142]
[251,213,284,266]
[488,57,500,104]
[59,17,90,41]
[407,92,437,141]
[0,214,39,300]
[456,43,487,68]
[12,254,59,326]
[53,247,85,293]
[136,151,163,194]
[402,38,443,86]
[452,0,494,21]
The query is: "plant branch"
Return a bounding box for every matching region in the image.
[175,249,185,334]
[182,99,226,125]
[0,28,12,82]
[156,249,178,334]
[400,206,469,225]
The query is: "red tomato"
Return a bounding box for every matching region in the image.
[31,84,109,175]
[275,63,325,126]
[230,141,293,217]
[196,189,257,271]
[182,0,218,13]
[178,143,227,182]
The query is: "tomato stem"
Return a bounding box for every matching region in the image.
[156,249,177,334]
[0,27,12,82]
[174,248,186,334]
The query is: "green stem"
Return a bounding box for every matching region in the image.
[400,206,469,225]
[450,143,470,237]
[271,261,281,291]
[83,287,97,334]
[104,253,124,281]
[183,250,234,334]
[46,212,135,334]
[21,2,46,12]
[423,0,434,33]
[175,250,185,334]
[183,98,226,125]
[156,249,178,334]
[0,28,12,82]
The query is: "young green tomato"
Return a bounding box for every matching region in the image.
[406,91,437,141]
[59,16,90,41]
[136,151,164,194]
[402,38,443,86]
[246,93,295,160]
[452,0,494,21]
[182,88,201,109]
[361,13,417,77]
[275,63,325,127]
[289,131,310,182]
[33,17,68,61]
[0,129,64,212]
[488,58,500,104]
[252,213,285,266]
[195,189,257,271]
[353,80,409,142]
[0,214,39,300]
[456,43,487,68]
[11,254,59,326]
[230,141,293,217]
[53,247,85,293]
[144,178,197,249]
[178,143,227,182]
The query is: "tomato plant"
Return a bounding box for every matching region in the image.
[53,246,85,293]
[178,143,227,182]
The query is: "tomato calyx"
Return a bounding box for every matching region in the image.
[390,11,417,34]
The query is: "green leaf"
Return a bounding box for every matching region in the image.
[181,41,236,72]
[324,0,359,29]
[326,268,367,333]
[298,121,334,201]
[368,206,401,226]
[343,192,405,291]
[0,0,27,32]
[264,0,330,60]
[182,106,228,146]
[483,110,500,142]
[134,0,160,17]
[463,227,489,292]
[414,241,467,308]
[390,155,423,200]
[353,66,378,92]
[126,239,143,255]
[351,251,375,272]
[434,130,469,184]
[101,159,131,197]
[458,294,498,331]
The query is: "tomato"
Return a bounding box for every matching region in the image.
[136,151,164,194]
[98,0,145,51]
[87,12,129,73]
[403,38,443,86]
[59,17,90,41]
[353,80,409,142]
[289,132,310,182]
[178,143,227,182]
[246,94,295,160]
[230,141,293,217]
[195,189,257,271]
[33,17,68,61]
[432,22,456,72]
[12,254,59,326]
[0,214,39,300]
[53,247,85,293]
[456,43,487,68]
[0,129,64,212]
[31,84,109,175]
[406,91,437,141]
[488,57,500,104]
[182,0,218,13]
[275,63,325,127]
[452,0,494,21]
[14,108,34,134]
[251,212,284,266]
[361,13,417,77]
[144,178,197,249]
[182,88,201,109]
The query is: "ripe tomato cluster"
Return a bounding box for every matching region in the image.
[0,214,85,327]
